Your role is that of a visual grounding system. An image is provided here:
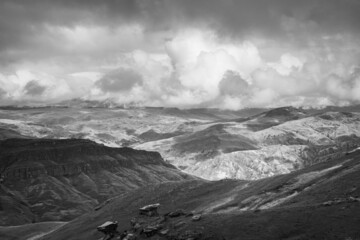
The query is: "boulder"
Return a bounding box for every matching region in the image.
[123,233,136,240]
[141,224,162,237]
[159,229,170,236]
[97,221,119,238]
[139,203,160,217]
[167,209,186,218]
[191,214,202,221]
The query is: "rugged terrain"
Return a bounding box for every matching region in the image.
[39,147,360,240]
[0,138,193,225]
[0,103,360,239]
[1,104,360,181]
[137,108,360,180]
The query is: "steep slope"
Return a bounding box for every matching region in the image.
[0,222,65,240]
[137,110,360,180]
[173,124,258,160]
[40,148,360,240]
[2,106,360,182]
[0,128,29,140]
[243,106,308,131]
[0,138,194,226]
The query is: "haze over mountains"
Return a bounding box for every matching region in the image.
[0,102,360,239]
[1,101,360,181]
[1,0,360,239]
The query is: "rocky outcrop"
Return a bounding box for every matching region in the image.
[0,138,172,180]
[0,138,194,225]
[96,204,208,240]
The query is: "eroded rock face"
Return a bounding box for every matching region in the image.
[0,139,194,225]
[137,111,360,180]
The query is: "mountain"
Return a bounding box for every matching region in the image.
[137,110,360,180]
[55,98,124,109]
[1,106,360,181]
[39,147,360,240]
[0,138,194,226]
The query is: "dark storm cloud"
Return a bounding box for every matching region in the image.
[23,80,46,96]
[219,71,249,96]
[96,68,143,93]
[1,0,360,107]
[0,88,6,98]
[1,0,360,54]
[0,0,141,64]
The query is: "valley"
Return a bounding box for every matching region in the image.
[0,103,359,239]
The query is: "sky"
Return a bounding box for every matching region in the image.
[0,0,360,109]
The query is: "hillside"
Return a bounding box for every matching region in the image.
[0,138,194,226]
[1,106,360,181]
[137,110,360,180]
[40,148,360,240]
[0,222,66,240]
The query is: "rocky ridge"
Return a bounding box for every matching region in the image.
[0,138,194,226]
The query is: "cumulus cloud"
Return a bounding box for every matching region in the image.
[96,68,143,93]
[0,0,360,108]
[218,71,249,96]
[23,80,46,96]
[0,87,6,99]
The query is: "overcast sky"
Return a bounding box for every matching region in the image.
[0,0,360,108]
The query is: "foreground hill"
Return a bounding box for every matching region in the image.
[0,138,194,226]
[0,221,66,240]
[40,147,360,240]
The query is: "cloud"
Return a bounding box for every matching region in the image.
[218,71,249,96]
[0,0,360,108]
[0,87,6,99]
[96,68,143,93]
[23,80,46,96]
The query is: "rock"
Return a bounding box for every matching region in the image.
[191,214,201,221]
[322,201,332,206]
[159,228,169,236]
[95,199,110,211]
[133,223,141,231]
[97,221,119,237]
[179,230,202,240]
[157,216,167,224]
[348,196,360,202]
[139,203,160,217]
[123,233,136,240]
[174,221,186,229]
[130,218,137,226]
[185,212,194,217]
[167,209,186,218]
[141,224,162,237]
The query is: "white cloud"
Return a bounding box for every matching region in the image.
[1,23,360,109]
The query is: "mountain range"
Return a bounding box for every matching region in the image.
[0,101,360,239]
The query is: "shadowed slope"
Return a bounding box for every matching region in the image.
[0,222,65,240]
[0,138,195,225]
[173,124,258,160]
[41,149,360,240]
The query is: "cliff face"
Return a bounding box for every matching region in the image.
[0,138,193,226]
[1,139,172,179]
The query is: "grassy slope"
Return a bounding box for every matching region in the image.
[0,222,66,240]
[41,150,360,240]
